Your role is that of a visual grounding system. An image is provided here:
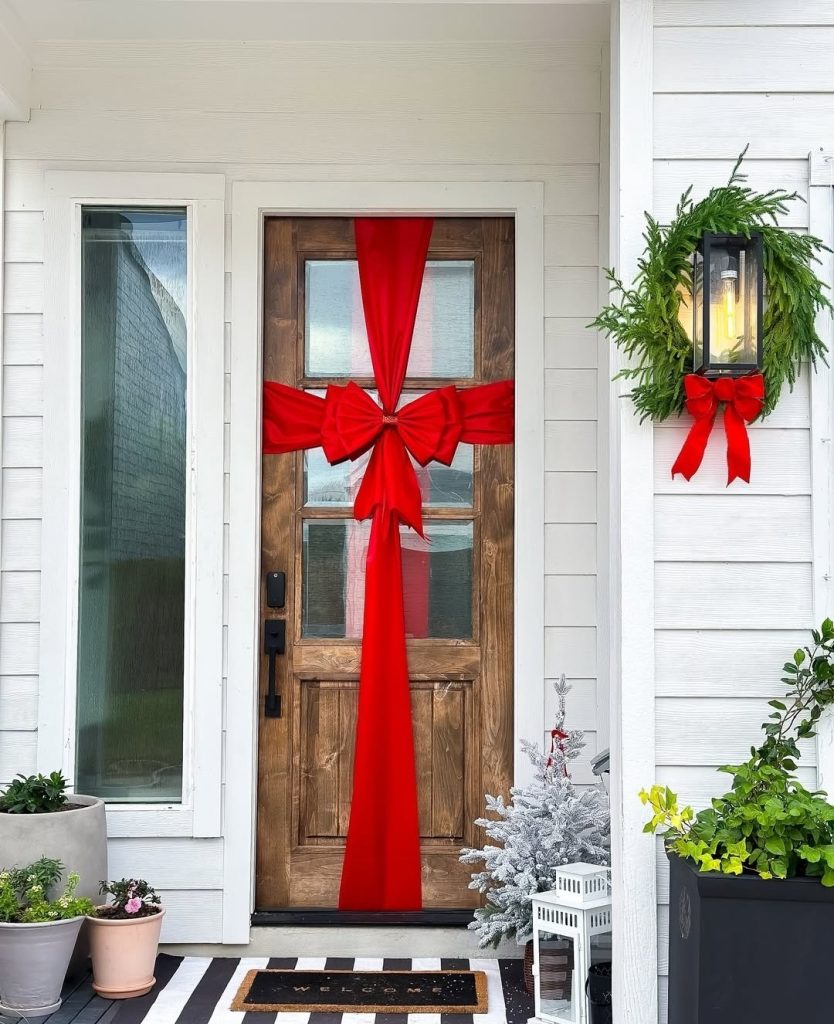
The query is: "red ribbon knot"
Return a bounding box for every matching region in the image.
[671,373,765,485]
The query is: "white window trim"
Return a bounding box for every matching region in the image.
[40,171,226,838]
[808,150,834,790]
[226,180,545,943]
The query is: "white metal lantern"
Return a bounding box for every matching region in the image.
[528,864,612,1024]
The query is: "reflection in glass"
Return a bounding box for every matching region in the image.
[302,520,473,639]
[537,934,578,1022]
[305,260,475,378]
[76,208,187,802]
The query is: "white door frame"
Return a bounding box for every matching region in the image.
[225,181,545,943]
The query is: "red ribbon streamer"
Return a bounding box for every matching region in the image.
[262,218,514,909]
[671,374,765,485]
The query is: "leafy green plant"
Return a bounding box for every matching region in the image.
[0,857,94,923]
[592,148,831,422]
[94,878,161,920]
[0,771,68,814]
[642,619,834,883]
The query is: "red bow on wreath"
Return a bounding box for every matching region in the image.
[671,374,765,485]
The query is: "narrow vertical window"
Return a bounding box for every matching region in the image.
[76,208,188,802]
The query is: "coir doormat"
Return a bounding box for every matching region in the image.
[231,968,488,1013]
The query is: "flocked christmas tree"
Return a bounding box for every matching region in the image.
[460,676,610,947]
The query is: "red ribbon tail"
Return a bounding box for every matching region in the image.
[671,415,716,481]
[723,403,752,485]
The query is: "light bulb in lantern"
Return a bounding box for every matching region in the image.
[720,255,738,340]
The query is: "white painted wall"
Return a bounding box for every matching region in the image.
[0,9,610,942]
[652,2,834,1019]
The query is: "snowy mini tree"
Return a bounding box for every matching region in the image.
[460,676,610,947]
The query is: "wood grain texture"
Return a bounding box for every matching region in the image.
[655,27,834,93]
[656,697,817,766]
[0,675,38,730]
[654,159,809,229]
[656,629,810,697]
[0,730,37,782]
[3,416,43,468]
[655,94,834,159]
[2,314,43,365]
[654,0,834,25]
[256,217,514,910]
[655,563,813,629]
[654,495,813,562]
[654,427,811,495]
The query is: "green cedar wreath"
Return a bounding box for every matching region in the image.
[593,152,831,422]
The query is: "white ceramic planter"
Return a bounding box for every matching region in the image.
[0,917,85,1017]
[87,908,165,999]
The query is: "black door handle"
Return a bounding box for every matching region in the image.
[264,619,286,718]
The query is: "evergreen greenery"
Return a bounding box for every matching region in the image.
[642,620,834,883]
[592,150,831,421]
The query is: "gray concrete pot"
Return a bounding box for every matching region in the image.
[0,795,107,975]
[0,795,107,903]
[0,917,85,1017]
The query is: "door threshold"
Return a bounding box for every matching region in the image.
[252,909,473,927]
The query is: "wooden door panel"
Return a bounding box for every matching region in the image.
[256,216,513,911]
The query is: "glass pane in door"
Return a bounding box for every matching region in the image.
[305,259,475,378]
[302,520,473,639]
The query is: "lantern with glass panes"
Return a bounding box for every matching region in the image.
[692,232,763,377]
[528,864,612,1024]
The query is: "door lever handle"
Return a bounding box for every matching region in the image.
[264,619,286,718]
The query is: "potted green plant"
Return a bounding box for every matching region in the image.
[0,771,107,910]
[87,878,165,999]
[642,619,834,1024]
[0,857,94,1017]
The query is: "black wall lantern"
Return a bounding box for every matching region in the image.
[693,232,763,377]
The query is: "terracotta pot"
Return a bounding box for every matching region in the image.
[87,907,165,999]
[0,917,84,1017]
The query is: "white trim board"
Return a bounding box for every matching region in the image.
[40,170,226,837]
[808,150,834,791]
[609,2,658,1023]
[226,180,546,944]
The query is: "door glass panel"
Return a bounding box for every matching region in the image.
[305,259,475,378]
[76,207,187,802]
[302,520,473,639]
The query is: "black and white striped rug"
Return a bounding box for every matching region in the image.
[108,956,532,1024]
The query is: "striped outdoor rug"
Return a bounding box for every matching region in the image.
[105,956,533,1024]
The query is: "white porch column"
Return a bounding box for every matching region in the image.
[609,2,658,1023]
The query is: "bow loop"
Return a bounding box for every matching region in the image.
[673,373,765,484]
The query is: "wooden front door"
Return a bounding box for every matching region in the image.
[256,217,514,910]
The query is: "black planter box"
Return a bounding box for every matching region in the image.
[667,852,834,1024]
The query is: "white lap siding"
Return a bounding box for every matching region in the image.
[653,1,834,1018]
[1,14,608,941]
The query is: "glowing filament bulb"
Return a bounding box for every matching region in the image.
[722,274,736,338]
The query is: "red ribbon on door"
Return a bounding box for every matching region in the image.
[262,218,514,909]
[671,373,765,486]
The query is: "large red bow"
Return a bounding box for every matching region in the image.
[671,374,765,485]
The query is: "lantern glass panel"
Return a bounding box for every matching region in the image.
[695,233,762,376]
[537,932,578,1023]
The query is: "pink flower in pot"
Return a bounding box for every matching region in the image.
[87,879,164,1000]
